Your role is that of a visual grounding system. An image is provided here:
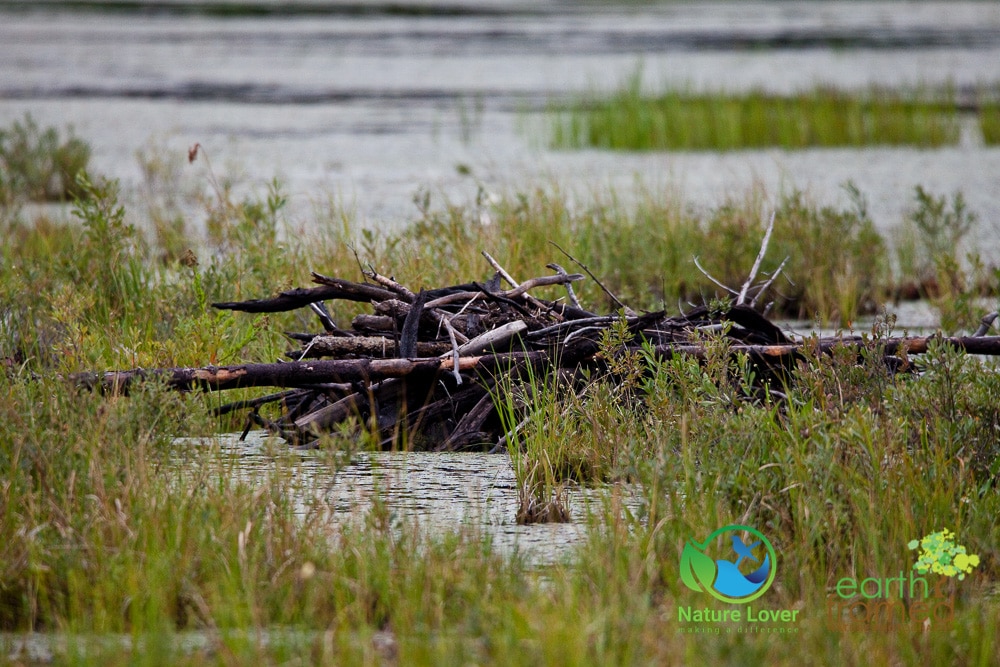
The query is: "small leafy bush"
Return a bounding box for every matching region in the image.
[0,114,92,202]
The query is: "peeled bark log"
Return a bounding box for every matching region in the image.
[293,336,452,360]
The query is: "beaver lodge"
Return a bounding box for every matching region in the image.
[73,242,1000,453]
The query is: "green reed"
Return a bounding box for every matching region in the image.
[550,81,962,151]
[980,99,1000,145]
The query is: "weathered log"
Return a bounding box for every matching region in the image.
[399,290,428,358]
[351,314,396,332]
[78,333,1000,398]
[293,336,452,360]
[456,321,528,356]
[72,350,554,394]
[295,390,365,435]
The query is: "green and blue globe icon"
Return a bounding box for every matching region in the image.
[680,525,777,603]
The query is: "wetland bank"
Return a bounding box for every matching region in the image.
[3,1,1000,664]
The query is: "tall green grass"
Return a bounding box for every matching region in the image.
[493,319,1000,663]
[550,79,962,151]
[380,183,891,325]
[3,327,999,663]
[2,133,1000,664]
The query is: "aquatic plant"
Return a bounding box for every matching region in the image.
[980,100,1000,145]
[549,78,962,151]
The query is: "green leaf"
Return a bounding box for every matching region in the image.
[680,542,717,593]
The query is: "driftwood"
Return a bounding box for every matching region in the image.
[74,249,1000,450]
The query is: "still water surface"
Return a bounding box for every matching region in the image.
[176,430,643,566]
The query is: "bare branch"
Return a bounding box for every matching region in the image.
[441,317,464,385]
[974,311,999,337]
[738,210,776,305]
[693,256,738,295]
[481,251,520,288]
[750,255,790,308]
[549,241,635,316]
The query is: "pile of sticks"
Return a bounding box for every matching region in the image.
[205,254,798,450]
[72,243,1000,451]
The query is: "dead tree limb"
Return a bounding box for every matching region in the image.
[212,282,390,313]
[738,211,776,305]
[550,241,635,316]
[72,351,554,395]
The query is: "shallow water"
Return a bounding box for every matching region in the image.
[175,431,642,566]
[1,0,999,253]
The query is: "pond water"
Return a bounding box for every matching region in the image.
[175,431,643,566]
[1,0,999,254]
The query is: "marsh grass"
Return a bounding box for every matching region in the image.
[335,182,891,325]
[452,313,1000,664]
[493,322,643,524]
[3,132,1000,663]
[982,103,1000,145]
[979,102,1000,146]
[550,78,962,151]
[978,86,1000,145]
[4,322,1000,663]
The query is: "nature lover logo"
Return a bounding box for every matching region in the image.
[680,525,777,604]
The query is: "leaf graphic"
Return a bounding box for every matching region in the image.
[680,542,717,593]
